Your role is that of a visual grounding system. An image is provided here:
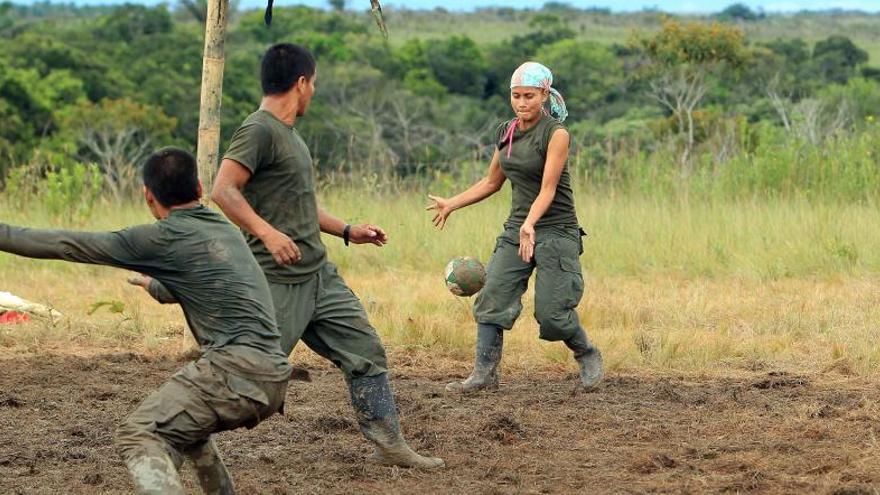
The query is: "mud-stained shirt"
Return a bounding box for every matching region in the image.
[223,110,326,284]
[0,206,292,382]
[495,114,579,228]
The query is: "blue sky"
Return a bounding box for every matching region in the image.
[357,1,878,13]
[13,0,880,13]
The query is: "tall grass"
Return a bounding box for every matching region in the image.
[575,122,880,201]
[2,124,880,373]
[324,192,880,280]
[2,185,880,375]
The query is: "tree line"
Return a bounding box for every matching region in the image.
[1,2,878,199]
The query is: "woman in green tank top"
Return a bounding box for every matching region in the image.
[427,62,604,393]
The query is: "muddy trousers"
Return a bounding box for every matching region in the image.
[119,436,229,495]
[115,359,287,494]
[270,263,442,468]
[474,225,588,342]
[270,262,393,446]
[269,262,388,377]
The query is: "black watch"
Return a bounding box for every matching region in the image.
[342,224,351,246]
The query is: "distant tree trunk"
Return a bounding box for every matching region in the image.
[79,127,152,201]
[647,67,708,169]
[766,74,792,133]
[196,0,228,201]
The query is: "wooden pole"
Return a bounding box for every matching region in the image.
[370,0,388,39]
[196,0,229,201]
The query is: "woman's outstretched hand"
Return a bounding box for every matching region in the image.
[426,195,455,230]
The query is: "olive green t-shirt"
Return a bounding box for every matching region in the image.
[0,206,292,382]
[495,114,579,228]
[223,110,326,284]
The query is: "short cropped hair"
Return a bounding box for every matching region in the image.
[142,148,200,207]
[261,43,316,95]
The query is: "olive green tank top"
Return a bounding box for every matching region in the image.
[495,114,578,228]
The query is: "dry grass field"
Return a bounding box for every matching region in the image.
[3,191,880,493]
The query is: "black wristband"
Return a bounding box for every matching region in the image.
[342,224,351,246]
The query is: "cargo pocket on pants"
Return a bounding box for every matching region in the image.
[558,256,584,310]
[223,374,283,429]
[151,403,216,454]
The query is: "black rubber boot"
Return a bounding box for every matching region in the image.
[445,323,504,393]
[348,373,445,469]
[564,326,604,389]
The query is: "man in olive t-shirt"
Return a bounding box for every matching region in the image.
[210,43,443,469]
[222,108,326,285]
[0,148,292,494]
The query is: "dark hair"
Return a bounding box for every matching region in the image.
[142,147,200,207]
[261,43,316,95]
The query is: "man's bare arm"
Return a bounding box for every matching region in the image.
[318,207,388,246]
[318,207,347,237]
[211,159,302,265]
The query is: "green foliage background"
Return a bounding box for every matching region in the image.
[0,1,879,201]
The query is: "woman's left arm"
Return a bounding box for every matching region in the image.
[518,128,571,262]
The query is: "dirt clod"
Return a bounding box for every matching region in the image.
[752,371,810,390]
[0,395,24,408]
[483,414,525,444]
[82,473,103,485]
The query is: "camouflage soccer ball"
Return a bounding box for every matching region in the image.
[444,256,486,297]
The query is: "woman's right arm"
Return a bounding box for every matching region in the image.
[427,149,506,229]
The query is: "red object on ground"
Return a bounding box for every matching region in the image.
[0,311,30,324]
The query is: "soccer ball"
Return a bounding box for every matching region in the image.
[444,257,486,297]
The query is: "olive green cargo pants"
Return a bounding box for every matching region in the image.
[269,262,388,378]
[116,358,288,494]
[474,225,586,342]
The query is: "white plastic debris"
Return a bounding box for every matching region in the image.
[0,291,63,323]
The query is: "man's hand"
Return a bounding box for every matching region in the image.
[127,273,152,290]
[426,195,455,229]
[260,228,302,265]
[349,224,388,247]
[518,223,536,263]
[127,273,178,304]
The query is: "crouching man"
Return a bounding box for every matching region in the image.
[0,148,292,494]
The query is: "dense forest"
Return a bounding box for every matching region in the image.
[2,1,879,200]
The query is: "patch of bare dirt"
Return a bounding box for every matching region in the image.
[2,352,880,494]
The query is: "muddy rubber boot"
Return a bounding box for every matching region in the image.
[186,437,235,495]
[348,373,445,470]
[565,326,604,389]
[445,323,503,393]
[125,452,185,495]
